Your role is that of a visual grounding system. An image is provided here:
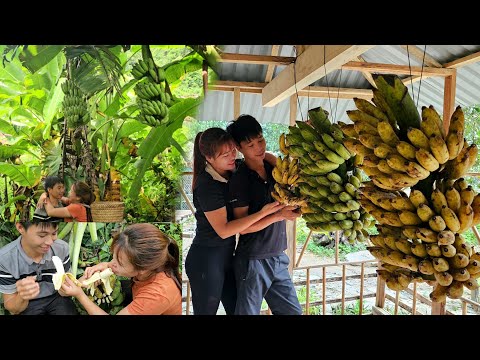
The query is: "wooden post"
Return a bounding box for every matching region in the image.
[412,282,417,315]
[285,94,298,275]
[296,230,313,268]
[234,87,241,120]
[186,281,191,315]
[375,262,386,308]
[341,264,346,315]
[472,225,480,245]
[322,267,326,315]
[359,263,365,315]
[442,72,457,134]
[305,268,310,315]
[202,60,208,97]
[431,300,446,315]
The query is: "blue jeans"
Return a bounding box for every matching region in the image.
[234,253,302,315]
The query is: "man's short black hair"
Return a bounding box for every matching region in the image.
[19,221,59,231]
[44,176,64,191]
[226,114,263,145]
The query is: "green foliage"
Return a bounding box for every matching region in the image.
[331,299,371,315]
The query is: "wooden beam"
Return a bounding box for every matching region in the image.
[295,45,309,56]
[265,45,280,82]
[289,94,297,126]
[234,87,241,119]
[400,45,442,68]
[212,81,372,99]
[219,53,294,65]
[262,45,375,107]
[342,61,455,77]
[356,56,377,88]
[443,72,457,133]
[443,50,480,69]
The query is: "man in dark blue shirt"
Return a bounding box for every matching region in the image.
[227,115,302,315]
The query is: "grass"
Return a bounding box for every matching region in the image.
[331,299,372,315]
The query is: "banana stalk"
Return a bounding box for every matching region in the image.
[71,222,88,277]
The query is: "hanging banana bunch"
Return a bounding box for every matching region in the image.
[61,79,90,129]
[131,50,172,128]
[345,74,480,301]
[274,107,372,244]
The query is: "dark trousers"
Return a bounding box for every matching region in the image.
[185,243,237,315]
[20,292,78,315]
[234,253,302,315]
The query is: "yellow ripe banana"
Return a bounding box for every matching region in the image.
[429,135,450,165]
[441,244,457,258]
[417,203,435,222]
[279,133,289,155]
[402,226,418,239]
[472,194,480,226]
[287,174,299,186]
[338,122,358,138]
[281,157,289,173]
[396,141,417,161]
[448,105,465,136]
[454,178,469,192]
[421,105,444,139]
[431,188,448,214]
[418,259,435,274]
[438,230,455,246]
[272,167,284,184]
[434,271,453,287]
[432,258,450,272]
[429,285,448,303]
[389,173,420,188]
[446,280,464,299]
[395,238,413,255]
[52,256,82,290]
[464,278,480,291]
[346,110,380,127]
[411,242,428,258]
[363,155,380,167]
[399,211,423,226]
[359,134,383,150]
[405,161,429,180]
[386,154,409,173]
[407,127,430,150]
[409,190,428,208]
[465,143,478,171]
[427,244,443,258]
[446,130,464,160]
[460,186,475,206]
[377,120,400,147]
[429,215,447,232]
[360,166,384,178]
[415,148,440,172]
[373,143,397,159]
[390,197,415,212]
[354,120,379,136]
[371,209,403,227]
[467,260,480,274]
[377,159,396,174]
[353,98,390,122]
[343,138,372,157]
[457,203,474,233]
[445,187,461,212]
[441,205,461,232]
[281,171,289,185]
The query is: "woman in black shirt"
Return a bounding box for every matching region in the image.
[185,128,283,315]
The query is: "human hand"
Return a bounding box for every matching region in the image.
[278,207,301,221]
[37,192,48,209]
[83,262,110,280]
[59,276,83,298]
[16,276,40,301]
[260,201,286,216]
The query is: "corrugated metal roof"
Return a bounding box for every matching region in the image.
[199,45,480,125]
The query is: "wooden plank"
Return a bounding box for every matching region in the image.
[394,291,400,315]
[296,45,309,56]
[341,264,346,315]
[295,259,376,270]
[372,305,390,315]
[412,282,417,315]
[462,301,467,315]
[443,72,457,134]
[342,61,455,76]
[359,263,365,315]
[376,262,386,308]
[356,56,377,88]
[335,231,339,264]
[293,272,377,287]
[262,45,375,107]
[306,268,310,315]
[385,293,423,315]
[219,53,294,65]
[179,185,195,215]
[289,95,297,126]
[400,45,442,68]
[431,300,446,315]
[443,50,480,69]
[186,281,191,315]
[265,45,280,82]
[322,267,326,315]
[296,229,312,268]
[234,87,241,119]
[286,219,296,275]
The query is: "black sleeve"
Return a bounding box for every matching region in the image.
[196,178,227,212]
[229,171,250,208]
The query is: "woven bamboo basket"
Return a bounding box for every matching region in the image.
[91,201,125,223]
